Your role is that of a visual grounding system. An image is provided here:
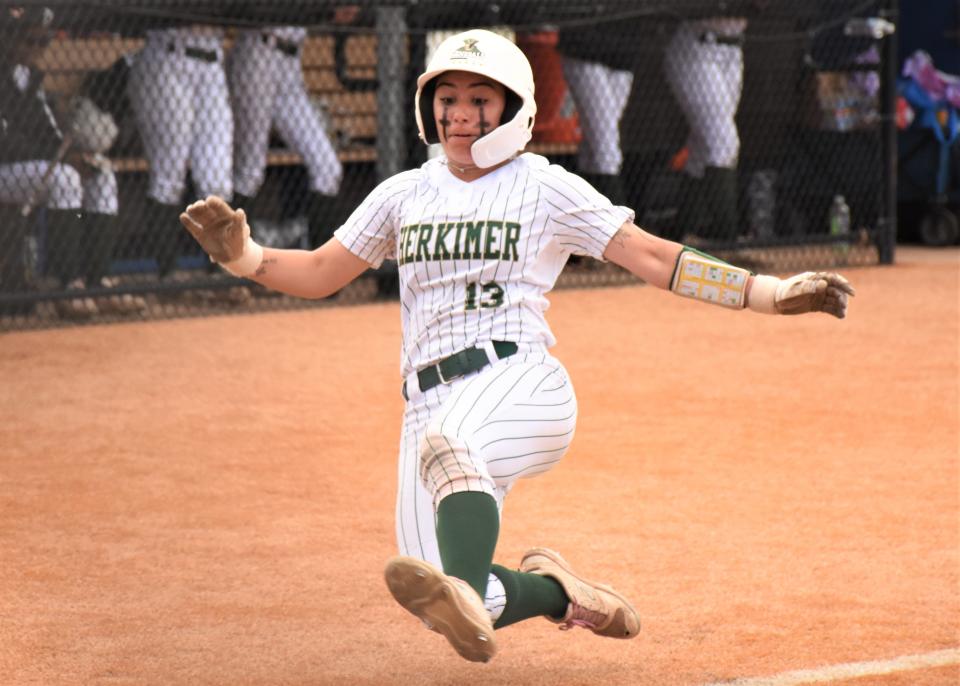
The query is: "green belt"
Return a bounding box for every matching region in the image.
[404,341,519,398]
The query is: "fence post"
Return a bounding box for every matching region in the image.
[879,0,899,264]
[376,5,407,182]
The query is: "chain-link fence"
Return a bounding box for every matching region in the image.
[0,0,897,330]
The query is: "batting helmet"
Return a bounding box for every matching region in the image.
[415,29,537,168]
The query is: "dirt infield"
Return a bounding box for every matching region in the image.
[2,247,957,686]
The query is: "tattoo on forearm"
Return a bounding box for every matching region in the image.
[255,258,276,277]
[612,227,630,249]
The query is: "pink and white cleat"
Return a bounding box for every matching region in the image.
[519,547,640,639]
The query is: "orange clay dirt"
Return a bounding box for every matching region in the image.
[1,246,957,685]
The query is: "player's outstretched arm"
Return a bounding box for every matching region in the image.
[180,195,370,299]
[602,221,855,318]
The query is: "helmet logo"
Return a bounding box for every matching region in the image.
[451,38,482,60]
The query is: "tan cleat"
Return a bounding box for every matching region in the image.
[520,547,640,639]
[384,556,497,663]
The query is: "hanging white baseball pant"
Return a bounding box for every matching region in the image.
[229,29,342,197]
[561,56,633,176]
[128,30,233,205]
[664,24,744,178]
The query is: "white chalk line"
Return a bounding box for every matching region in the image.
[701,648,959,686]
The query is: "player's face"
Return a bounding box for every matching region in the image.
[433,71,506,167]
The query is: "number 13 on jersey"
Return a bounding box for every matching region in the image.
[465,281,504,310]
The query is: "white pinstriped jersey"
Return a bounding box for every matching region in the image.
[334,153,634,377]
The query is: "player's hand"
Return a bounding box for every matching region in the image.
[773,271,855,318]
[179,195,250,264]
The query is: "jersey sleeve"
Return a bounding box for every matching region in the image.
[540,164,635,260]
[333,170,419,268]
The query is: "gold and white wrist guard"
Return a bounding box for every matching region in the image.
[220,236,264,278]
[670,247,750,309]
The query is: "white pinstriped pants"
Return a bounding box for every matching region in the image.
[663,23,744,177]
[128,33,234,205]
[561,56,634,176]
[395,343,578,620]
[229,31,342,197]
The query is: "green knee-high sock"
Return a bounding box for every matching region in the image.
[436,492,500,600]
[490,564,569,629]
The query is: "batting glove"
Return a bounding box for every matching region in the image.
[748,272,856,318]
[180,195,263,277]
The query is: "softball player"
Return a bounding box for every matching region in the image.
[664,17,748,241]
[180,29,854,663]
[557,24,636,203]
[127,25,233,276]
[228,25,342,233]
[0,5,125,318]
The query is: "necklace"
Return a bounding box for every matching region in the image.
[442,159,476,174]
[441,155,515,176]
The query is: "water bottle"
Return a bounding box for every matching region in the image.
[829,194,851,260]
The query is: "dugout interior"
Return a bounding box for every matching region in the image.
[0,0,898,330]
